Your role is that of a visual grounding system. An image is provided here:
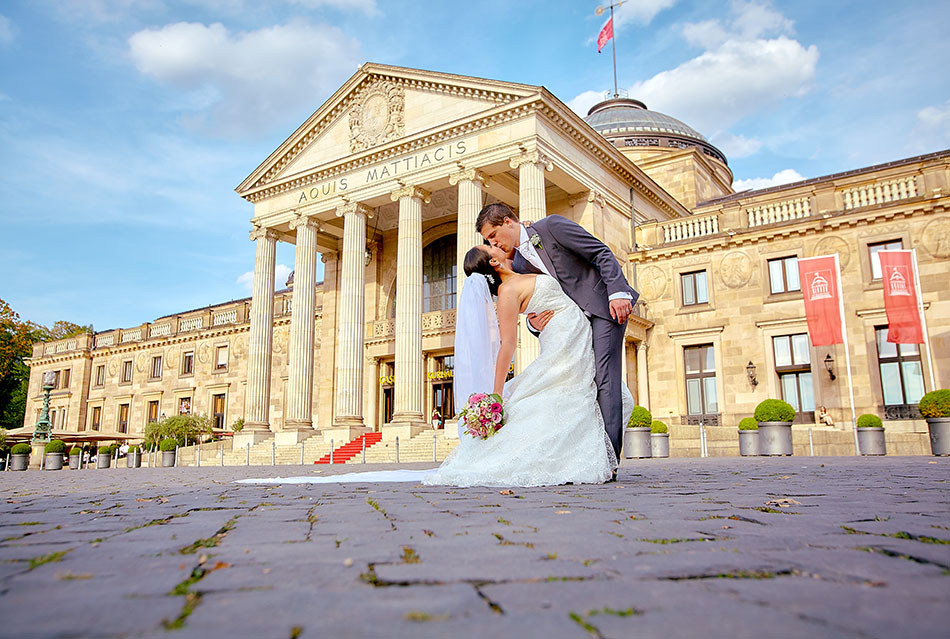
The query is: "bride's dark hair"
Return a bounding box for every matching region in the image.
[463,246,500,295]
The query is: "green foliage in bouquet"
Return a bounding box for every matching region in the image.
[627,406,652,429]
[650,420,668,434]
[754,399,796,423]
[738,417,758,431]
[919,390,950,418]
[44,439,66,453]
[856,414,883,429]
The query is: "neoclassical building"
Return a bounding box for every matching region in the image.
[23,64,949,457]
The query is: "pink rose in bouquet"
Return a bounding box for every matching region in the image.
[460,392,506,439]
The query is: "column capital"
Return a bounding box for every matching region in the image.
[637,340,649,353]
[569,190,606,208]
[336,201,374,219]
[448,168,488,187]
[249,227,280,242]
[288,215,321,232]
[320,251,338,263]
[509,149,554,172]
[390,184,431,203]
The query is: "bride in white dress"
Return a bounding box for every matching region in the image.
[238,245,623,488]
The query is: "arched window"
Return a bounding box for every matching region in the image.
[423,235,457,313]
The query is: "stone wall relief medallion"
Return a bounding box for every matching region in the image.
[165,345,179,367]
[135,353,147,373]
[108,357,118,377]
[922,217,950,258]
[349,81,406,153]
[719,251,753,289]
[813,235,852,270]
[638,265,667,301]
[231,335,247,358]
[197,342,211,364]
[273,327,288,355]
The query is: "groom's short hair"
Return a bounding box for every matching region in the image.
[476,203,519,233]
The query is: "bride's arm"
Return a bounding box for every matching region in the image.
[493,286,519,396]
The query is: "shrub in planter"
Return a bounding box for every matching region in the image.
[68,447,82,470]
[650,420,669,458]
[855,413,886,456]
[650,420,668,434]
[44,439,66,470]
[11,443,31,471]
[160,438,178,467]
[627,406,652,429]
[856,414,884,429]
[738,417,758,431]
[127,445,142,468]
[738,417,759,456]
[623,406,653,459]
[45,439,66,454]
[755,399,795,456]
[97,445,113,469]
[11,443,32,455]
[919,389,950,456]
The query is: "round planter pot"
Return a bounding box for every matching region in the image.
[127,452,142,468]
[926,417,950,456]
[44,453,64,471]
[623,427,652,459]
[738,430,760,456]
[857,427,886,456]
[97,453,111,469]
[162,451,177,467]
[11,454,29,471]
[68,455,81,470]
[758,421,793,456]
[650,433,670,458]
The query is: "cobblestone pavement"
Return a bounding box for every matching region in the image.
[1,457,948,639]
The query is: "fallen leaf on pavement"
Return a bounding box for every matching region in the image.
[499,489,514,495]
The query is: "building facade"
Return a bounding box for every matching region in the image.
[24,64,949,456]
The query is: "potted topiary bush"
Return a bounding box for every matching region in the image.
[919,389,950,456]
[11,443,32,471]
[44,439,66,470]
[623,406,653,459]
[755,399,796,456]
[650,420,670,458]
[97,445,112,469]
[127,445,142,468]
[160,438,178,467]
[738,417,759,456]
[856,413,886,456]
[68,447,82,470]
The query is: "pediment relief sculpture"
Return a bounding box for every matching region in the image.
[349,81,405,153]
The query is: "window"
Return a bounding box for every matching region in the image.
[118,403,129,433]
[91,406,102,431]
[430,355,455,421]
[181,351,194,376]
[773,334,814,421]
[95,365,105,387]
[681,271,708,306]
[147,400,160,425]
[150,356,162,379]
[215,346,228,371]
[423,235,457,313]
[179,397,192,415]
[121,360,133,383]
[868,240,903,280]
[768,256,800,294]
[212,394,226,429]
[61,368,70,389]
[876,326,925,418]
[53,370,61,389]
[684,344,718,423]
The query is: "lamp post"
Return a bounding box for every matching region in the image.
[823,354,837,381]
[32,371,56,443]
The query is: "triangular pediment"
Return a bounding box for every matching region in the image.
[237,63,540,197]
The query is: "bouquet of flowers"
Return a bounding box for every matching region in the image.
[460,392,506,439]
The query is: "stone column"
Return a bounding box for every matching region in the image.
[387,184,430,438]
[243,227,278,440]
[510,150,553,372]
[281,216,320,443]
[333,202,373,431]
[449,168,486,302]
[637,341,650,410]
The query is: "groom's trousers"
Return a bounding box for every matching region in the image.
[590,315,627,460]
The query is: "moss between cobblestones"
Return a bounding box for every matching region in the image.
[842,526,950,544]
[179,517,238,554]
[28,550,70,570]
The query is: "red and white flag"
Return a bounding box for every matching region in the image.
[878,249,924,344]
[597,18,613,53]
[798,255,844,346]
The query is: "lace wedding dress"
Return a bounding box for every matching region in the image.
[238,274,622,488]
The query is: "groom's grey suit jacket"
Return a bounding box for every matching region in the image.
[511,215,638,321]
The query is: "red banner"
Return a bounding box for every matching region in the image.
[878,250,924,344]
[798,255,844,346]
[597,18,613,53]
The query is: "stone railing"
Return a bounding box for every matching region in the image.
[747,196,811,227]
[841,176,918,210]
[55,342,67,353]
[367,309,457,340]
[368,319,396,339]
[67,339,77,350]
[179,316,204,332]
[120,328,142,343]
[44,344,55,355]
[213,309,238,326]
[96,333,115,347]
[150,323,172,338]
[660,212,720,244]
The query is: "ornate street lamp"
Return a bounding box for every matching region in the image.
[824,354,836,381]
[746,361,758,388]
[32,371,56,443]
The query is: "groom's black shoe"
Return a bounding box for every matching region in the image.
[606,470,618,483]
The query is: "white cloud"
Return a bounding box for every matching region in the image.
[128,19,361,137]
[913,101,950,150]
[0,15,15,46]
[733,168,805,191]
[613,0,677,28]
[710,131,761,158]
[237,264,293,292]
[287,0,378,14]
[568,89,606,120]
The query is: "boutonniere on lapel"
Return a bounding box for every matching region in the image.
[530,234,543,251]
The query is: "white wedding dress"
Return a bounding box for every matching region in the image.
[238,274,622,488]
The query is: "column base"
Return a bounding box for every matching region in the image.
[274,430,315,446]
[233,431,273,448]
[322,425,370,445]
[382,420,428,442]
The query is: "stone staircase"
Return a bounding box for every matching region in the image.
[173,434,335,467]
[349,428,459,464]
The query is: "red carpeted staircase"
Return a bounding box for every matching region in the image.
[314,433,383,464]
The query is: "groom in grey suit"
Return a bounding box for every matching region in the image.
[476,203,638,461]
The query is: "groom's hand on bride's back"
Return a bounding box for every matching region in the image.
[609,298,632,324]
[526,310,554,332]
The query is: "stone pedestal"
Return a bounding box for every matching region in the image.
[381,422,428,442]
[322,425,370,445]
[274,430,315,447]
[233,431,273,449]
[29,442,46,470]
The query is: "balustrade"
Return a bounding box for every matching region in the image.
[747,196,811,227]
[120,328,141,343]
[841,176,918,210]
[661,213,720,244]
[150,323,171,337]
[179,316,204,332]
[96,334,115,347]
[213,309,238,326]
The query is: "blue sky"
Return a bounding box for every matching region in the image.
[1,0,948,332]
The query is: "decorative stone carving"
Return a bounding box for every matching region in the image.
[813,235,852,270]
[639,265,667,301]
[922,217,950,258]
[320,251,338,263]
[289,216,322,232]
[336,202,374,219]
[135,353,147,373]
[719,251,753,289]
[448,168,488,187]
[165,345,179,367]
[509,149,554,172]
[390,185,431,203]
[197,342,211,364]
[108,357,118,376]
[249,227,279,242]
[349,81,405,152]
[569,190,606,208]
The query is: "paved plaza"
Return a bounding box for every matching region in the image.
[1,456,948,638]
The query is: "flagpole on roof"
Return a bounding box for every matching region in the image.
[596,1,624,98]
